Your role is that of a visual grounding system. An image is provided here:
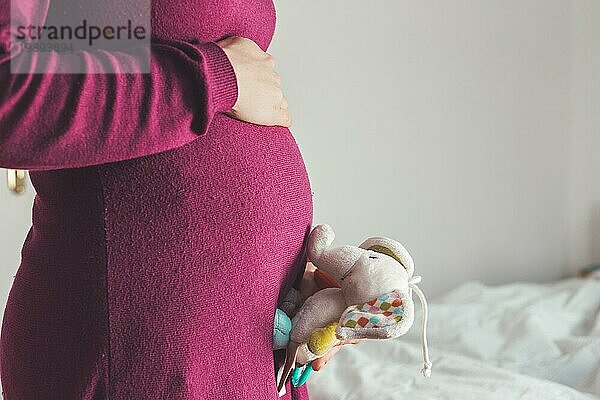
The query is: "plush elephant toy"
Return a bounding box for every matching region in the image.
[276,224,432,392]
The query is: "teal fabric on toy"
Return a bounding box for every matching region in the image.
[291,363,313,387]
[273,309,292,351]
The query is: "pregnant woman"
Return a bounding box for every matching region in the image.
[0,0,325,398]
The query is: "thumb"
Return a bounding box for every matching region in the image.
[311,345,342,371]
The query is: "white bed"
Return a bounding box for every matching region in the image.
[307,275,600,400]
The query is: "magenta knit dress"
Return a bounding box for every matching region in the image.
[0,0,313,399]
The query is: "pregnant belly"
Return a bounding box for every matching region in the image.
[95,113,313,394]
[97,111,313,328]
[178,113,314,255]
[101,114,312,278]
[3,114,313,398]
[99,113,312,241]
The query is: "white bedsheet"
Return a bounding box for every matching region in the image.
[307,276,600,399]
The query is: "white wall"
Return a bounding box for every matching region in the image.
[568,0,600,274]
[271,0,574,295]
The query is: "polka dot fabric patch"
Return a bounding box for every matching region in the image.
[339,290,404,329]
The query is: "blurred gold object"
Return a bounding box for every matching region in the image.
[578,264,600,279]
[7,169,26,194]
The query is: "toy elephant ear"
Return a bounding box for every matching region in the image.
[336,289,415,340]
[359,237,414,278]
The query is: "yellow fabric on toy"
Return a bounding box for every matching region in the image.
[308,321,338,356]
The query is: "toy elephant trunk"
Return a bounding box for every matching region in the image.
[277,224,432,393]
[306,224,364,283]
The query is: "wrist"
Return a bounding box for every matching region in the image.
[195,41,238,114]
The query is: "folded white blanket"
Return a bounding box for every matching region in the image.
[307,277,600,400]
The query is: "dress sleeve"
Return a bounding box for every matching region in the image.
[0,0,238,171]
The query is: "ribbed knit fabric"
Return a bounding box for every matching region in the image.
[0,1,313,399]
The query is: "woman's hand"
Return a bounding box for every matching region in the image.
[216,36,291,127]
[311,339,361,371]
[298,263,362,371]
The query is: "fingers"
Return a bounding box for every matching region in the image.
[312,339,362,371]
[217,36,292,127]
[272,70,291,127]
[274,96,292,127]
[223,108,291,128]
[280,113,292,128]
[265,53,276,68]
[280,96,288,110]
[312,345,340,371]
[266,54,291,127]
[272,110,291,128]
[336,339,361,346]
